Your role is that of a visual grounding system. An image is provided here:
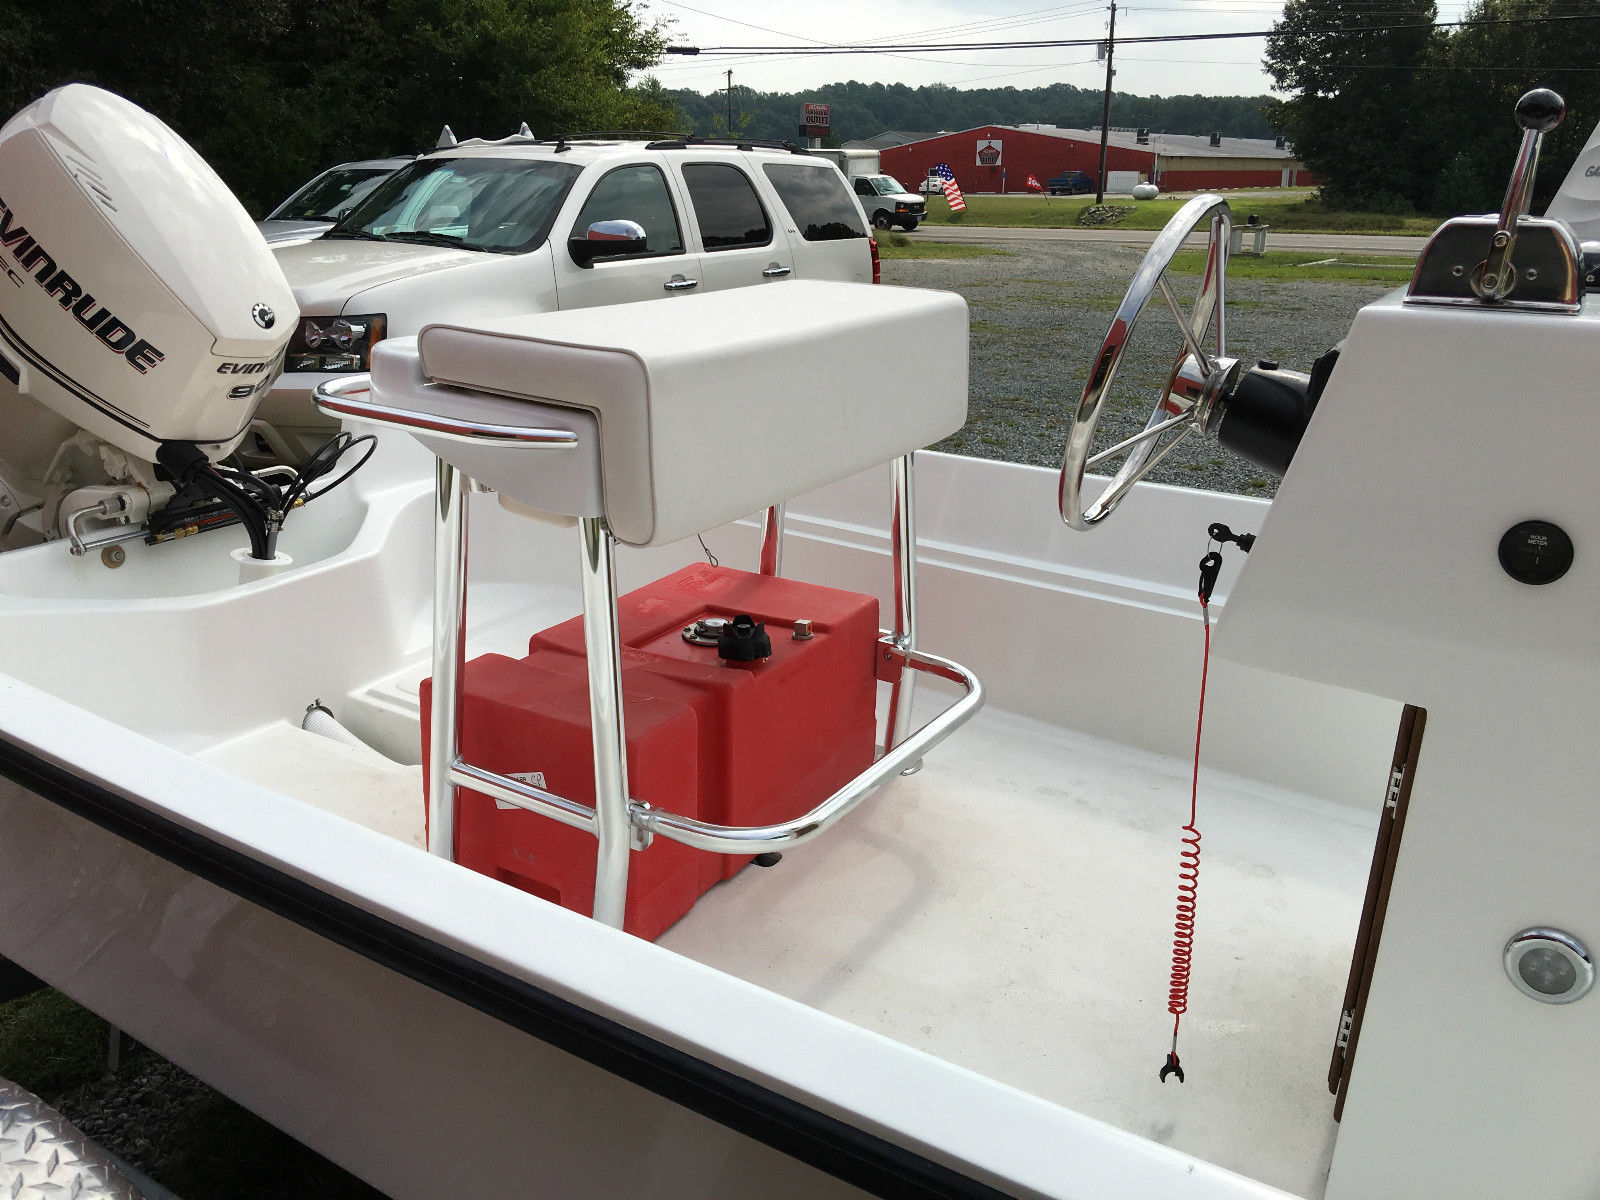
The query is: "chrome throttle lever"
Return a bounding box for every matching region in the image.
[1474,88,1565,300]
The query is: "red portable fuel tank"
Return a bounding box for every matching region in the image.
[421,564,881,940]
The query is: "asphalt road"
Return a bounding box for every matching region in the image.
[909,224,1430,257]
[968,188,1318,202]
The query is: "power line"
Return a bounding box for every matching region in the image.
[644,0,1113,72]
[1119,55,1600,69]
[662,12,1600,55]
[648,0,1088,69]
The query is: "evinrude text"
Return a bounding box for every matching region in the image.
[0,193,165,374]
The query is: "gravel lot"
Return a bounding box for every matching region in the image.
[883,240,1395,499]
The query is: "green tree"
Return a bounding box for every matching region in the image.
[1432,149,1493,214]
[708,84,754,139]
[665,80,1279,147]
[1265,0,1446,210]
[1425,0,1600,213]
[0,0,674,214]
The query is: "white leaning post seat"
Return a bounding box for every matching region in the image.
[315,281,984,929]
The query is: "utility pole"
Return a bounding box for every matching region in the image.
[1095,0,1116,205]
[725,70,734,137]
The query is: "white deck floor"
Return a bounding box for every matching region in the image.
[209,685,1377,1200]
[661,705,1376,1199]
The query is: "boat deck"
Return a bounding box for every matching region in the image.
[22,466,1385,1200]
[666,704,1373,1199]
[204,684,1374,1199]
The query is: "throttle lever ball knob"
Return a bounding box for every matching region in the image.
[1515,88,1565,133]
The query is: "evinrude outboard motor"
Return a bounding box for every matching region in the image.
[1546,109,1600,279]
[0,84,297,554]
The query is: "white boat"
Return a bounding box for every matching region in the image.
[1,84,1597,1200]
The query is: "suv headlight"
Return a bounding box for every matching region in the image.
[286,314,386,373]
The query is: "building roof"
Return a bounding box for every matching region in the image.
[843,130,938,151]
[895,125,1297,161]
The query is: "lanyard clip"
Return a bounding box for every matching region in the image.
[1207,522,1256,553]
[1198,550,1223,605]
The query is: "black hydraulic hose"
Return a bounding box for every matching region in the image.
[195,465,275,559]
[155,433,377,561]
[2,502,42,540]
[156,441,274,560]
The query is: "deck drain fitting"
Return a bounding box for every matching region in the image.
[1504,928,1594,1004]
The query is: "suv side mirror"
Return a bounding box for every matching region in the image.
[568,219,649,267]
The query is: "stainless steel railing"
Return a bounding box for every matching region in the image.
[315,373,984,930]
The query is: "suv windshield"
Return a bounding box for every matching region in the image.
[330,156,582,254]
[270,166,399,222]
[865,176,907,196]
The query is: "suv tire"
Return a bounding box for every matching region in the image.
[872,212,892,230]
[898,217,918,231]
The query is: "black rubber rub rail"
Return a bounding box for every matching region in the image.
[0,733,1017,1200]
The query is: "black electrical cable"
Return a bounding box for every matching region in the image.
[195,464,274,559]
[279,431,378,508]
[1,502,42,540]
[155,432,379,561]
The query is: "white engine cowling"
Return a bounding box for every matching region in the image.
[1547,115,1600,244]
[0,84,296,465]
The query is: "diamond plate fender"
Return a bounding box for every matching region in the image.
[0,1077,145,1199]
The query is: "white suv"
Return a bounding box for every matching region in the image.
[254,135,878,459]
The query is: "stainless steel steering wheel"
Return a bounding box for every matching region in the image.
[1059,194,1238,531]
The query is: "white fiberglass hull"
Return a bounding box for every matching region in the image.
[0,446,1397,1200]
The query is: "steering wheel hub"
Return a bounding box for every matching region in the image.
[1165,350,1241,436]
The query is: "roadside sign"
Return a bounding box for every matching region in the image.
[803,103,830,138]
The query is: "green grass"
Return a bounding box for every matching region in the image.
[875,233,1012,259]
[0,989,108,1098]
[920,193,1440,235]
[1169,249,1416,284]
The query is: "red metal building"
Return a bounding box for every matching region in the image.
[878,125,1314,195]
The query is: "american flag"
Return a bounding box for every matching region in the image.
[933,162,966,212]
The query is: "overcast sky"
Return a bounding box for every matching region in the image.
[637,0,1478,100]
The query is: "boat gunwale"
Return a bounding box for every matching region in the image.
[0,727,1017,1200]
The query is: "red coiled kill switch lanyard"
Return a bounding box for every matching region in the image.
[1160,523,1253,1085]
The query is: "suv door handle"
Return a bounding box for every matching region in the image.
[762,264,792,278]
[663,275,699,291]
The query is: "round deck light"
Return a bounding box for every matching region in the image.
[1504,928,1593,1004]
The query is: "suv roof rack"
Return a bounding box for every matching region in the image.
[429,131,695,154]
[546,131,690,143]
[643,135,810,155]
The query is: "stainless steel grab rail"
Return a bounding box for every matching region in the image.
[635,645,981,853]
[438,641,978,856]
[314,375,581,449]
[449,760,597,834]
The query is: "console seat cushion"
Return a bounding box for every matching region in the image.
[415,280,968,547]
